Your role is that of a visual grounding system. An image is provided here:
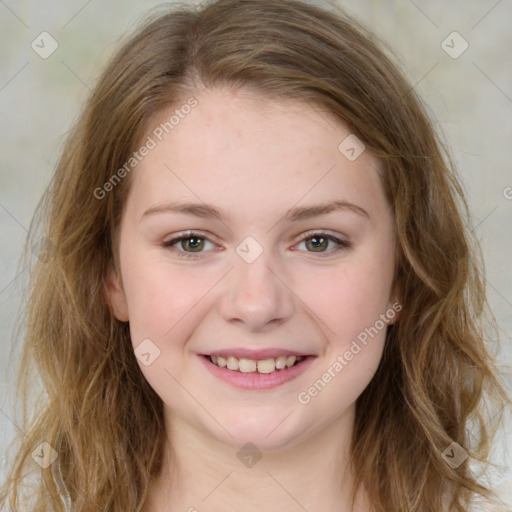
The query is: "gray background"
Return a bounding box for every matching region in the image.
[1,0,511,505]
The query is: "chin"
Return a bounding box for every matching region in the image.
[207,410,310,453]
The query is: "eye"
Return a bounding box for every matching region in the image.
[162,230,351,259]
[295,231,351,255]
[162,231,217,259]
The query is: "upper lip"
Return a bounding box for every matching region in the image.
[201,348,314,359]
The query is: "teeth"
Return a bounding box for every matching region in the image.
[226,356,239,371]
[275,355,287,369]
[257,358,275,373]
[209,354,305,374]
[239,358,257,373]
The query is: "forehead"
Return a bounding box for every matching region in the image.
[126,87,386,222]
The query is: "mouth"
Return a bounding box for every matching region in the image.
[205,354,307,374]
[199,353,316,390]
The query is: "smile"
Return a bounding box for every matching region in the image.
[209,354,305,374]
[200,354,316,390]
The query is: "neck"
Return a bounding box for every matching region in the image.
[144,406,371,512]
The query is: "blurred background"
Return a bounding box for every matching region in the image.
[1,0,511,504]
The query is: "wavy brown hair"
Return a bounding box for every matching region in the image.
[1,0,510,510]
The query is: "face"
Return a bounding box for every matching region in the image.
[108,87,399,451]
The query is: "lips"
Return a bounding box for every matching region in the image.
[199,348,317,390]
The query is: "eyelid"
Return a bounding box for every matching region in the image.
[295,229,346,243]
[162,230,215,245]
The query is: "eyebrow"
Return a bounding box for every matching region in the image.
[141,199,370,223]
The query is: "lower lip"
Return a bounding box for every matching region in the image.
[200,355,316,390]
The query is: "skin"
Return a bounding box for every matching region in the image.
[107,87,399,512]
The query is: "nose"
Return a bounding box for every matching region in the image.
[218,250,295,332]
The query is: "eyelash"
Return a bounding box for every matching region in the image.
[161,230,352,259]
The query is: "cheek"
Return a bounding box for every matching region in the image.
[120,247,216,345]
[121,254,216,404]
[298,336,385,417]
[295,259,391,412]
[292,254,393,348]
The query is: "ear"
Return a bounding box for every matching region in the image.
[386,297,402,325]
[386,283,402,326]
[105,265,129,322]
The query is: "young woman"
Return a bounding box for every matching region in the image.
[1,0,510,510]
